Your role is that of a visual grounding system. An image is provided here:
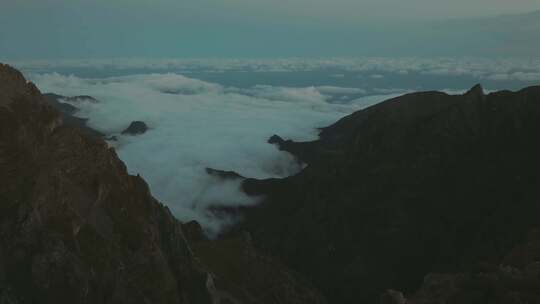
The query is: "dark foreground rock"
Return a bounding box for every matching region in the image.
[234,84,540,303]
[192,237,325,304]
[404,229,540,304]
[0,64,325,304]
[122,121,148,135]
[1,64,211,304]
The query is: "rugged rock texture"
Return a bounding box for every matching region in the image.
[0,63,211,304]
[405,229,540,304]
[0,64,325,304]
[122,121,148,135]
[192,236,326,304]
[235,85,540,303]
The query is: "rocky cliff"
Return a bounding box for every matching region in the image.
[233,85,540,303]
[0,64,325,304]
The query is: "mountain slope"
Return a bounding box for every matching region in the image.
[234,85,540,303]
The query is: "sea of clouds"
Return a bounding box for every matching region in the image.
[23,56,540,234]
[30,72,400,234]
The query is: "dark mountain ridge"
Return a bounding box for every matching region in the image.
[231,84,540,303]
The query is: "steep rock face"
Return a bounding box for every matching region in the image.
[236,85,540,303]
[0,64,211,303]
[0,64,326,304]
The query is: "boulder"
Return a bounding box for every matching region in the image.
[121,121,148,135]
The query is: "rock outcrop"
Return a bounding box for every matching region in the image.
[234,84,540,303]
[0,64,325,304]
[122,121,148,135]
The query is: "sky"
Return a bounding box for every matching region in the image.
[1,0,540,59]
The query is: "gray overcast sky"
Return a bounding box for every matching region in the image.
[1,0,539,59]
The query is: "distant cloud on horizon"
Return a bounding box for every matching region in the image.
[1,1,539,59]
[8,57,540,83]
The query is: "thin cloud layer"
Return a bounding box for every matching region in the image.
[13,57,540,82]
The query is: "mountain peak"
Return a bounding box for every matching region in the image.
[464,84,484,98]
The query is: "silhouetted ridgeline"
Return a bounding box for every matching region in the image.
[232,84,540,303]
[0,64,324,304]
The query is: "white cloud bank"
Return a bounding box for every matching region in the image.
[30,72,395,234]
